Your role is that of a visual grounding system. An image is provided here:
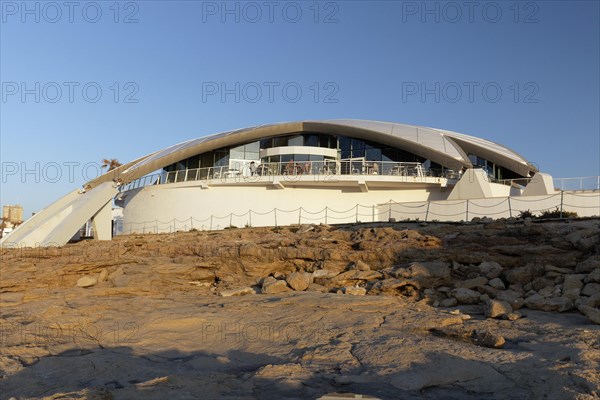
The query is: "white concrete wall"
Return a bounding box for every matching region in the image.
[121,177,599,233]
[121,179,450,233]
[385,190,600,221]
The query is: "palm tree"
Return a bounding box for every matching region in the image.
[0,217,7,239]
[101,158,122,171]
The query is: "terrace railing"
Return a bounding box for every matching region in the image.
[553,176,600,191]
[119,160,460,192]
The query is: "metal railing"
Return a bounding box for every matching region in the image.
[119,160,460,192]
[553,176,600,191]
[496,178,533,188]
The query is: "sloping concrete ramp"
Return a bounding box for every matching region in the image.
[0,182,119,248]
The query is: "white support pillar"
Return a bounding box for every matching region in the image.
[91,200,113,241]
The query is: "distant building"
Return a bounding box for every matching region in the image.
[1,204,24,238]
[3,205,23,224]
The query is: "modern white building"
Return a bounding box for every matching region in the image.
[1,120,577,247]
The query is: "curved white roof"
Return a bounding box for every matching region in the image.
[89,120,537,188]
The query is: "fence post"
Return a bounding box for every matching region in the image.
[172,219,176,232]
[229,213,233,227]
[248,210,252,227]
[325,207,328,225]
[190,217,193,230]
[425,201,430,221]
[298,207,302,225]
[210,215,213,230]
[465,200,469,221]
[388,200,392,221]
[507,197,512,218]
[355,204,358,223]
[274,209,277,227]
[560,190,564,218]
[372,205,375,222]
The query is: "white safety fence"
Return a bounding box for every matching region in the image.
[120,190,599,234]
[386,190,599,222]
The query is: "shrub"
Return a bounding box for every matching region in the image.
[539,207,578,219]
[517,210,534,219]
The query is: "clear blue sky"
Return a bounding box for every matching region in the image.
[1,0,599,217]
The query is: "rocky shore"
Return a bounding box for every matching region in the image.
[1,218,598,399]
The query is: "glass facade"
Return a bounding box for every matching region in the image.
[260,132,337,150]
[468,154,521,180]
[163,132,518,179]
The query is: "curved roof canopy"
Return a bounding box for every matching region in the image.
[88,120,537,188]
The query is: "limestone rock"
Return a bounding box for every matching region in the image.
[562,274,585,292]
[585,268,600,283]
[488,278,506,290]
[578,305,600,324]
[108,267,129,287]
[504,311,522,321]
[312,269,339,279]
[471,329,506,349]
[504,264,544,285]
[484,299,513,319]
[76,276,97,288]
[544,265,572,274]
[286,272,313,291]
[456,276,488,289]
[219,287,255,297]
[532,277,554,292]
[575,256,600,273]
[98,268,108,282]
[344,286,367,296]
[525,294,573,312]
[478,261,503,279]
[332,270,382,284]
[477,285,498,297]
[262,277,291,294]
[495,290,525,310]
[581,282,600,297]
[347,260,371,271]
[581,292,600,308]
[566,229,599,251]
[440,297,458,307]
[393,261,451,288]
[538,286,554,297]
[306,283,329,293]
[451,288,481,305]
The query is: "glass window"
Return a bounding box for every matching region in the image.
[339,136,351,151]
[288,135,303,146]
[230,146,245,160]
[214,150,229,166]
[274,136,287,147]
[305,134,319,147]
[351,138,365,151]
[244,141,259,152]
[245,151,260,160]
[187,156,199,169]
[200,152,213,168]
[351,148,365,159]
[260,138,272,149]
[365,148,382,161]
